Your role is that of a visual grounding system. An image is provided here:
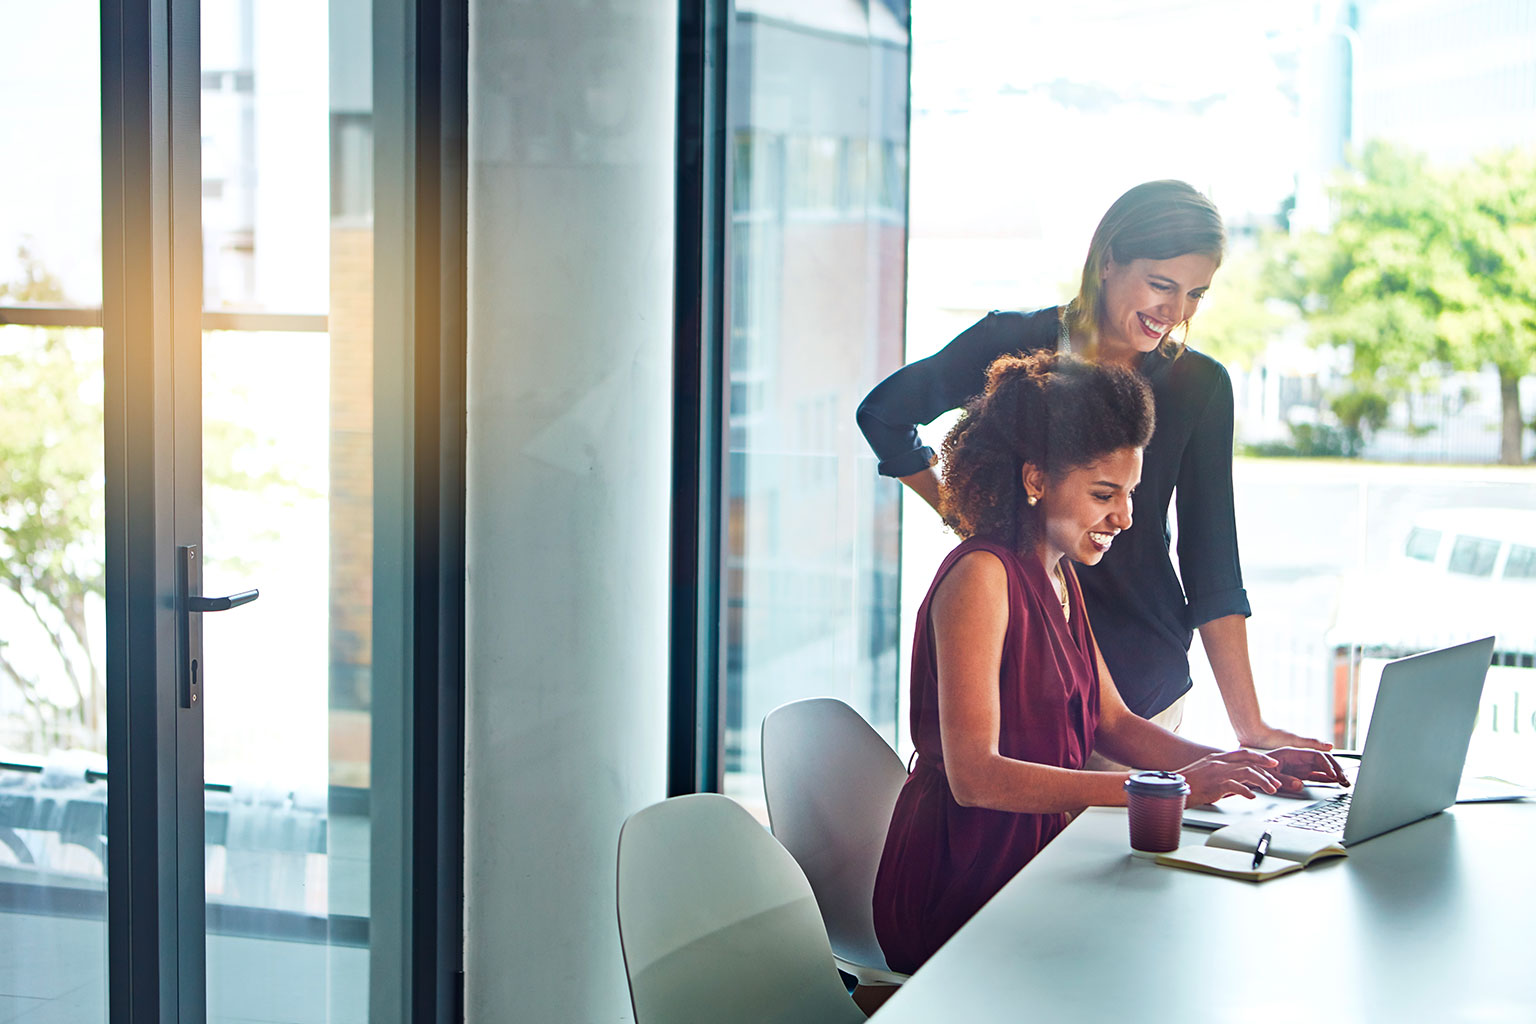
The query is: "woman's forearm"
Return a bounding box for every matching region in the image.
[1093,708,1219,771]
[945,752,1132,813]
[1198,614,1266,740]
[900,466,943,512]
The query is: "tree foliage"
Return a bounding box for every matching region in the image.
[1271,142,1536,463]
[0,249,104,751]
[1189,241,1294,372]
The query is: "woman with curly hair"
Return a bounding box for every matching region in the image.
[858,179,1327,757]
[870,352,1345,974]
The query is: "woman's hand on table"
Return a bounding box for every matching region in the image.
[1176,749,1284,805]
[1235,722,1333,753]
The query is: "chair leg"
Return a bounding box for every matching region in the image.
[852,983,901,1017]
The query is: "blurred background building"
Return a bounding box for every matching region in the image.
[722,0,909,803]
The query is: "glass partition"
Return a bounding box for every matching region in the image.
[0,4,107,1020]
[722,1,911,809]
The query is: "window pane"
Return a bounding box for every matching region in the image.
[0,4,106,1020]
[723,4,909,809]
[200,3,373,1020]
[903,4,1536,791]
[1404,527,1441,562]
[0,5,102,307]
[1505,544,1536,580]
[1447,536,1500,577]
[0,326,106,1024]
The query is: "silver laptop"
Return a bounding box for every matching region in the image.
[1182,635,1495,846]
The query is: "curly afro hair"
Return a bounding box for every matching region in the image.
[938,351,1155,550]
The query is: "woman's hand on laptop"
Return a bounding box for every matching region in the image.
[1177,749,1284,804]
[1263,747,1351,792]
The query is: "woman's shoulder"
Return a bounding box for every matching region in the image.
[929,543,1012,618]
[1174,344,1229,375]
[935,538,1036,592]
[978,306,1060,348]
[1148,344,1233,399]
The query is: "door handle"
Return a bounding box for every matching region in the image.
[177,545,260,708]
[188,590,259,613]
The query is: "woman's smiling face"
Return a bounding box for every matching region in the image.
[1031,447,1142,568]
[1097,252,1218,364]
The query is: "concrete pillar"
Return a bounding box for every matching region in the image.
[464,2,678,1020]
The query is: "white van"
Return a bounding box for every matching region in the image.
[1328,505,1536,660]
[1398,507,1536,582]
[1329,506,1535,778]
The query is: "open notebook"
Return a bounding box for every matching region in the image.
[1156,822,1346,881]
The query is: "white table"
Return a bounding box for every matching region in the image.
[874,802,1536,1024]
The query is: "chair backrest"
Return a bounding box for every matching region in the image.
[616,793,866,1024]
[761,697,908,973]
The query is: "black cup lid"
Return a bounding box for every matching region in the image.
[1124,770,1189,796]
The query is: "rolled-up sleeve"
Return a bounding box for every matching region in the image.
[856,312,1022,478]
[1174,359,1252,628]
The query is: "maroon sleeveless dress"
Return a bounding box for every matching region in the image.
[872,537,1102,974]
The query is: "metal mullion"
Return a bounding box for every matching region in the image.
[0,307,328,332]
[102,0,181,1021]
[369,0,419,1016]
[411,1,468,1020]
[0,305,106,328]
[370,2,468,1019]
[670,0,729,797]
[169,0,206,1019]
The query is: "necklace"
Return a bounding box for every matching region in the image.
[1057,301,1073,355]
[1052,562,1070,621]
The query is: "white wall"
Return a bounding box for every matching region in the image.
[464,2,679,1020]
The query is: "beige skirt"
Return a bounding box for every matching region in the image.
[1081,693,1188,773]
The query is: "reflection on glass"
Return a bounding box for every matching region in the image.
[200,2,373,1021]
[723,2,910,807]
[0,3,106,1020]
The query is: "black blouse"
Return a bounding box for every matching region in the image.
[856,306,1251,718]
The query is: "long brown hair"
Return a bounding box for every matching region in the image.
[1064,180,1225,359]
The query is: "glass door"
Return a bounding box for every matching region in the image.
[4,1,457,1020]
[0,4,108,1021]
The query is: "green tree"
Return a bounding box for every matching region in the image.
[1190,241,1295,372]
[1442,147,1536,464]
[0,249,104,750]
[1327,388,1391,457]
[1272,142,1536,463]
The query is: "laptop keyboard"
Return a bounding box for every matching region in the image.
[1272,793,1352,834]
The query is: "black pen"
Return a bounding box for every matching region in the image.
[1251,830,1271,870]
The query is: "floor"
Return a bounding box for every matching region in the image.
[0,912,369,1024]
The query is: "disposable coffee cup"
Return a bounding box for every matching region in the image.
[1124,770,1189,853]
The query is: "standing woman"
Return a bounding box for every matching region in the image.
[857,179,1326,754]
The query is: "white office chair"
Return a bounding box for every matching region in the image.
[761,697,911,987]
[615,793,866,1024]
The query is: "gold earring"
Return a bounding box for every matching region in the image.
[1027,494,1038,506]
